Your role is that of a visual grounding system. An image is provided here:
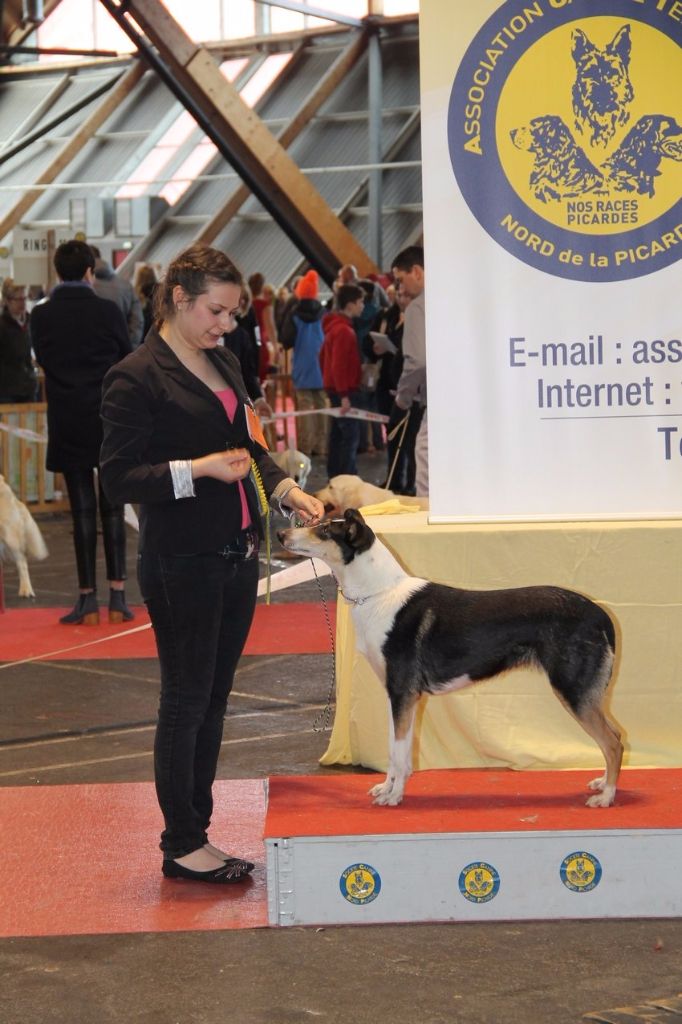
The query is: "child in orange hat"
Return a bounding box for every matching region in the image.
[281,269,328,457]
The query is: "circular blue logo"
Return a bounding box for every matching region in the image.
[459,861,501,903]
[339,863,382,905]
[560,851,603,892]
[448,1,682,282]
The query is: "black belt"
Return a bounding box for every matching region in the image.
[217,527,259,561]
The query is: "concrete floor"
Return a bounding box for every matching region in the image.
[1,451,680,1024]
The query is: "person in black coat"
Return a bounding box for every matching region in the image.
[0,279,37,402]
[100,244,323,884]
[30,239,132,624]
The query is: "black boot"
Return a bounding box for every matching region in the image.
[59,591,99,626]
[108,589,135,624]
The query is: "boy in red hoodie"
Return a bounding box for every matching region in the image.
[319,283,364,479]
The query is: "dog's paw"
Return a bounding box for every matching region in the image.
[587,774,606,792]
[368,781,404,806]
[585,786,616,808]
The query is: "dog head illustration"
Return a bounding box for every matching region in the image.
[604,114,682,196]
[621,114,682,161]
[511,115,575,158]
[510,115,605,201]
[571,24,634,146]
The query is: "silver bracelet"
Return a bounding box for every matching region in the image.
[169,459,196,499]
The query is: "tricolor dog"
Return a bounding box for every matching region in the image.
[278,510,623,808]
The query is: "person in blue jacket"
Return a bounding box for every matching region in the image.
[280,270,328,457]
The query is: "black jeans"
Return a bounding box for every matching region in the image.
[138,541,259,858]
[62,469,126,589]
[386,402,424,495]
[326,390,361,478]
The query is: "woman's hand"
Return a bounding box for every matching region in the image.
[284,487,324,525]
[192,449,252,484]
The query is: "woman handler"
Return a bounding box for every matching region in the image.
[100,245,323,884]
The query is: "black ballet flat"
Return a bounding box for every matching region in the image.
[223,856,255,874]
[162,858,252,884]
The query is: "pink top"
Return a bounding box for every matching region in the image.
[215,388,251,529]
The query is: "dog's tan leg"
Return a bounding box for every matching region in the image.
[369,694,419,806]
[574,704,623,807]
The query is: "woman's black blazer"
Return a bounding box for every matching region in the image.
[100,328,287,556]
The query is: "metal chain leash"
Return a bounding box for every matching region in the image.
[278,510,337,732]
[311,557,337,732]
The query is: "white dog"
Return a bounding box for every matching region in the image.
[270,447,312,491]
[0,474,48,597]
[315,475,395,516]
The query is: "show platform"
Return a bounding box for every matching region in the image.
[264,768,682,927]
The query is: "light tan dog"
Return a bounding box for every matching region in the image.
[0,474,48,597]
[270,447,312,491]
[315,474,395,516]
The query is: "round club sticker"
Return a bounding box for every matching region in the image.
[459,861,501,903]
[339,863,382,905]
[448,2,682,282]
[560,851,603,892]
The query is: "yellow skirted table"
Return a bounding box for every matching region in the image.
[320,507,682,773]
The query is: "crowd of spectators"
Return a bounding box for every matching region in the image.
[0,244,428,498]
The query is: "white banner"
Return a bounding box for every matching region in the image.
[421,0,682,522]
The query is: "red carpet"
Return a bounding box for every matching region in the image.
[264,768,682,838]
[3,769,679,937]
[0,603,336,662]
[0,780,267,938]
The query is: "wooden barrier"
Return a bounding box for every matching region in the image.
[0,402,68,513]
[263,373,297,450]
[1,376,296,509]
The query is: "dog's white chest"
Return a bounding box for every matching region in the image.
[349,578,428,668]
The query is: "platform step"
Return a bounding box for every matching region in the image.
[264,770,682,927]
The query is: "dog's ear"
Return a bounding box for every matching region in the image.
[344,508,367,546]
[571,27,595,65]
[607,24,631,66]
[344,507,365,526]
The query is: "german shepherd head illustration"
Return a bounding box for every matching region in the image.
[572,24,634,147]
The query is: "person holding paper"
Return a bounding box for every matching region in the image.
[391,246,428,497]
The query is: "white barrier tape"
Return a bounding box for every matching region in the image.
[0,421,47,443]
[0,408,387,443]
[0,621,152,672]
[257,557,331,596]
[262,406,388,425]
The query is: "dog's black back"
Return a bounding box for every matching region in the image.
[382,582,615,716]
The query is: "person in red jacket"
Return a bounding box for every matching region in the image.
[319,283,364,478]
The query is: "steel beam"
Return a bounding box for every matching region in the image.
[98,0,378,282]
[0,60,145,243]
[255,0,363,29]
[195,30,369,249]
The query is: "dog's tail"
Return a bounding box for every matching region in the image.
[20,505,48,561]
